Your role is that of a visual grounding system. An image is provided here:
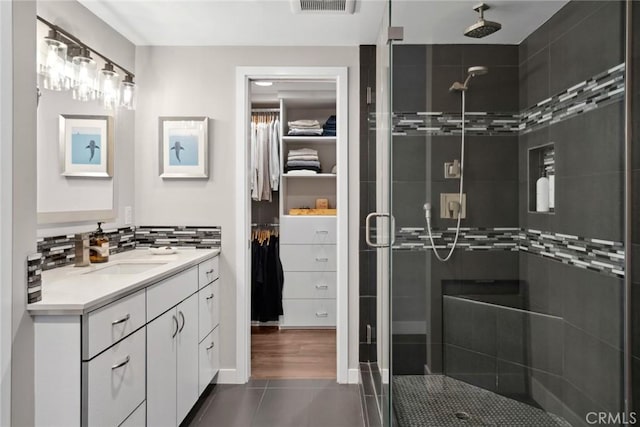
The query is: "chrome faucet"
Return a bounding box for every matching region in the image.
[74,233,90,267]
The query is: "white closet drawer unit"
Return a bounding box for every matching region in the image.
[119,401,145,427]
[84,289,146,360]
[198,256,219,289]
[280,217,336,244]
[281,299,336,327]
[283,271,336,299]
[84,327,146,427]
[198,327,219,395]
[147,267,198,321]
[198,281,220,342]
[280,244,336,272]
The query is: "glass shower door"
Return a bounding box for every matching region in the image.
[384,1,631,426]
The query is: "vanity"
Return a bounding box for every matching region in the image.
[28,249,220,427]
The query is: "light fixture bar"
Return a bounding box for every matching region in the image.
[36,15,135,80]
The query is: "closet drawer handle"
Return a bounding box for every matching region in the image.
[206,293,214,300]
[315,230,329,235]
[315,284,329,290]
[111,355,130,370]
[315,311,329,318]
[111,314,130,326]
[315,257,329,262]
[206,342,215,351]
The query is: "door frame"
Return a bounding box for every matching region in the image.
[235,66,349,383]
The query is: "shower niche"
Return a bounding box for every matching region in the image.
[528,143,555,214]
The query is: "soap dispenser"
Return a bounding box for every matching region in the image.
[89,222,110,263]
[536,170,550,213]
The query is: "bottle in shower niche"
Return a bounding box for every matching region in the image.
[89,222,110,263]
[536,171,550,212]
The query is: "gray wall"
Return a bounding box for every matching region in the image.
[11,2,37,426]
[36,0,136,238]
[134,45,361,374]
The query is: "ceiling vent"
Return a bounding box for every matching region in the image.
[291,0,356,14]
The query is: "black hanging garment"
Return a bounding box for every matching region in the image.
[251,234,284,322]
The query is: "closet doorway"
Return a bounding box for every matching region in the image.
[235,67,349,384]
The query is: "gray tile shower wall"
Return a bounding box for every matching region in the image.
[360,45,377,362]
[631,0,640,416]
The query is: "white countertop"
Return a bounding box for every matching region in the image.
[28,248,220,315]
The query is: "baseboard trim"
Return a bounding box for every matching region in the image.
[217,369,242,384]
[348,368,360,384]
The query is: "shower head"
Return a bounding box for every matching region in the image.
[449,66,489,91]
[464,3,502,39]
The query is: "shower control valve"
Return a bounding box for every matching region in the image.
[445,159,461,178]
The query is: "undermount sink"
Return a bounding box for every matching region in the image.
[84,262,168,275]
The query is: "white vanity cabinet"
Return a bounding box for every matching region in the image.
[147,293,199,427]
[33,252,220,427]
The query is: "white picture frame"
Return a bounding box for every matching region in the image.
[59,114,113,178]
[159,116,209,179]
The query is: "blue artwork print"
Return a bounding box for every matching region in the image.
[71,129,101,165]
[169,135,198,166]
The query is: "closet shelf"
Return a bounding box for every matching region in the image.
[282,173,336,178]
[282,136,336,142]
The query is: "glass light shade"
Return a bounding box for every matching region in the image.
[119,76,136,110]
[72,54,97,101]
[39,36,69,91]
[99,65,120,110]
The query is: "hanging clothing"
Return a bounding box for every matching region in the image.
[251,112,280,201]
[251,229,284,322]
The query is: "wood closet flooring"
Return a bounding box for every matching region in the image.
[251,326,336,379]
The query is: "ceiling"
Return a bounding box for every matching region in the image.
[78,0,569,47]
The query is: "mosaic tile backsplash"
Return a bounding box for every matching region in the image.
[28,225,222,304]
[392,63,625,137]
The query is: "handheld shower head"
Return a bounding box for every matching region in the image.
[449,66,489,91]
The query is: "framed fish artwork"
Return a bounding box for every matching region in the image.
[158,116,209,179]
[59,114,114,178]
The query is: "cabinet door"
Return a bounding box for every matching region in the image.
[198,283,214,342]
[147,309,178,427]
[176,294,199,424]
[198,327,219,396]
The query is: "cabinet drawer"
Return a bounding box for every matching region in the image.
[198,256,219,288]
[198,281,220,342]
[119,401,145,427]
[282,272,336,299]
[280,244,336,272]
[198,327,219,396]
[147,267,198,321]
[84,327,145,427]
[281,299,336,327]
[280,216,336,244]
[84,289,146,360]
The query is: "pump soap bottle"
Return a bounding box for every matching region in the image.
[89,222,110,263]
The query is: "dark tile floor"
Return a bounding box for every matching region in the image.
[187,379,366,427]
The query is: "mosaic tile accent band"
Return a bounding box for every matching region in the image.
[393,227,625,278]
[135,226,222,249]
[27,253,43,303]
[36,227,137,271]
[391,63,625,137]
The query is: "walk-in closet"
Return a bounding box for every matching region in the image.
[249,78,341,379]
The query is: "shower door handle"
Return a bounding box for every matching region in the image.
[365,213,395,248]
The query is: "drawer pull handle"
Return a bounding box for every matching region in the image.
[178,311,185,333]
[315,257,329,262]
[111,355,130,370]
[315,311,329,318]
[206,269,214,275]
[172,315,179,338]
[206,342,215,350]
[316,230,329,235]
[315,284,329,290]
[206,293,214,300]
[111,314,130,326]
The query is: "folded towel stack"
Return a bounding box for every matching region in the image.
[288,120,323,136]
[285,148,321,173]
[323,115,336,137]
